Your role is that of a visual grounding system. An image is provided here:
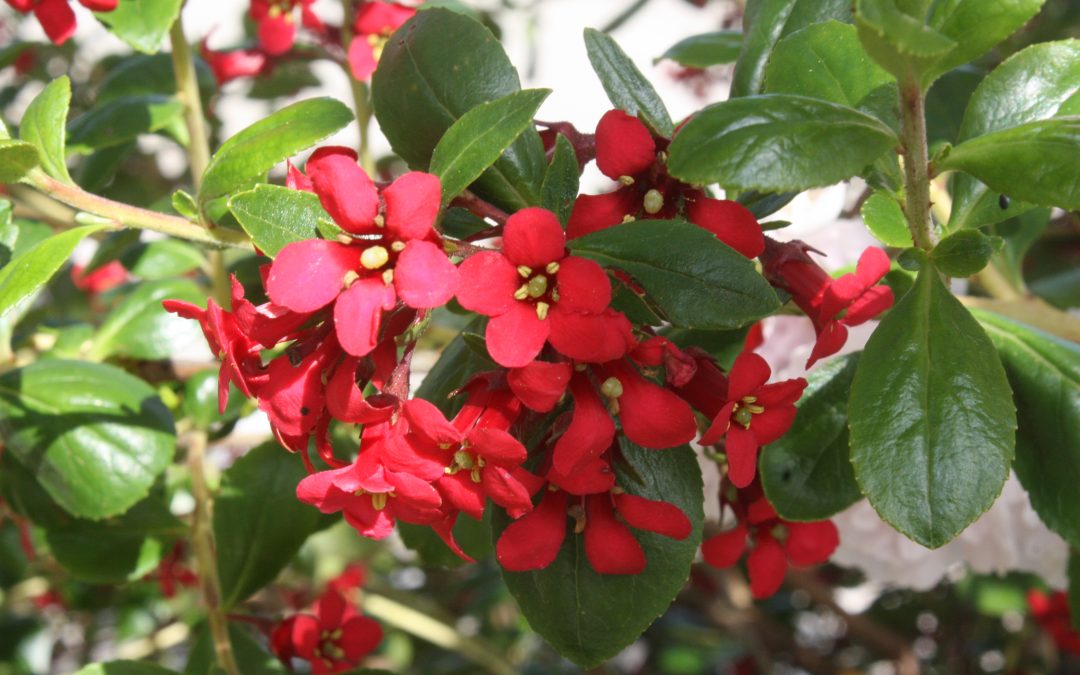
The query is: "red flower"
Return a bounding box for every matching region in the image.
[144,542,197,598]
[200,40,269,84]
[71,260,127,294]
[762,239,894,367]
[347,1,415,80]
[4,0,118,45]
[249,0,318,55]
[700,351,806,488]
[272,586,382,674]
[456,207,634,368]
[1028,589,1080,655]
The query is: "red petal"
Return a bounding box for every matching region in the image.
[482,466,533,517]
[334,276,397,357]
[306,147,380,234]
[485,302,550,368]
[699,400,735,446]
[547,309,635,364]
[566,189,639,240]
[437,473,486,520]
[614,493,692,540]
[747,536,788,599]
[507,361,571,412]
[750,403,800,446]
[547,454,617,495]
[725,426,760,488]
[384,171,441,241]
[34,0,76,45]
[455,251,518,316]
[701,525,748,569]
[286,161,313,192]
[315,587,347,628]
[728,351,772,401]
[266,239,357,313]
[606,361,696,449]
[806,320,848,368]
[78,0,118,9]
[502,207,566,268]
[347,37,378,80]
[747,497,778,525]
[258,14,296,55]
[555,256,611,313]
[468,427,527,466]
[288,614,321,658]
[552,374,616,475]
[403,398,462,447]
[326,357,395,425]
[843,285,893,326]
[354,1,415,34]
[856,246,891,286]
[496,490,568,571]
[595,110,655,179]
[686,196,764,259]
[584,495,646,575]
[784,520,839,566]
[395,239,458,308]
[259,352,326,437]
[339,616,383,661]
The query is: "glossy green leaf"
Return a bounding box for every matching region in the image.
[861,190,913,247]
[19,76,73,183]
[185,622,285,675]
[584,28,673,137]
[667,94,897,192]
[924,0,1045,85]
[0,224,107,319]
[732,0,853,98]
[939,117,1080,211]
[849,267,1015,548]
[0,140,38,183]
[0,360,175,520]
[372,8,546,211]
[228,184,328,258]
[67,95,186,153]
[854,0,955,85]
[74,662,177,675]
[215,443,324,610]
[93,0,183,54]
[656,31,742,68]
[925,65,983,145]
[540,134,580,225]
[199,98,353,212]
[568,219,780,329]
[760,354,863,521]
[976,311,1080,550]
[90,279,205,360]
[930,229,995,277]
[991,208,1050,291]
[948,40,1080,230]
[495,438,703,668]
[429,88,551,206]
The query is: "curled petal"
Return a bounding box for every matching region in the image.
[806,320,848,368]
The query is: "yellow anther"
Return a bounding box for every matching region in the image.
[329,629,342,640]
[745,403,765,415]
[360,245,390,270]
[621,214,636,223]
[545,261,560,274]
[535,302,550,320]
[643,189,664,215]
[373,214,385,228]
[390,240,406,252]
[527,275,548,298]
[326,645,346,660]
[743,395,758,404]
[382,269,394,285]
[574,363,588,371]
[517,265,532,278]
[337,233,354,245]
[370,492,388,510]
[618,175,635,186]
[600,376,623,399]
[342,270,360,288]
[514,284,530,300]
[470,467,482,483]
[551,289,560,302]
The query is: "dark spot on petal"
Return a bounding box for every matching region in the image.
[300,406,310,416]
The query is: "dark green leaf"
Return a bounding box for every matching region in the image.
[0,140,38,183]
[248,60,321,100]
[948,40,1080,230]
[584,28,673,137]
[67,95,186,153]
[930,229,994,277]
[568,219,780,329]
[215,443,324,610]
[925,65,983,145]
[0,360,175,520]
[848,267,1015,548]
[97,53,215,106]
[228,184,328,258]
[90,279,205,360]
[667,94,897,192]
[656,31,742,68]
[398,513,492,568]
[185,622,285,675]
[976,310,1080,550]
[74,662,178,675]
[0,224,107,319]
[19,76,73,183]
[924,0,1045,86]
[93,0,183,54]
[861,190,913,247]
[540,134,580,225]
[1070,552,1080,631]
[991,208,1050,291]
[737,190,798,218]
[429,88,551,206]
[495,438,703,668]
[760,354,863,521]
[938,117,1080,211]
[415,318,491,419]
[372,8,546,212]
[199,98,353,212]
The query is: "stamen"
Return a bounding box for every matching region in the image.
[390,240,406,252]
[360,245,390,270]
[545,261,560,274]
[517,265,532,278]
[535,302,550,320]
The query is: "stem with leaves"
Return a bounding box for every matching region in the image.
[899,81,935,251]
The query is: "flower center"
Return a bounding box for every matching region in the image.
[731,395,765,429]
[512,262,561,319]
[445,446,486,483]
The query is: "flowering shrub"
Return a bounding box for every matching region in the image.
[1,0,1079,673]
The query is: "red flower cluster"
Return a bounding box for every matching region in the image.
[250,0,321,56]
[272,583,382,674]
[1028,589,1080,655]
[702,480,838,599]
[3,0,117,45]
[347,1,416,80]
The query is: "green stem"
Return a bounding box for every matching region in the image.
[899,81,934,251]
[340,0,375,174]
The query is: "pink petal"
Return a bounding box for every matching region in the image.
[395,240,458,308]
[266,239,358,313]
[306,147,380,234]
[485,302,550,368]
[333,276,397,357]
[455,251,519,316]
[437,473,486,521]
[257,14,295,55]
[502,207,566,268]
[354,1,415,35]
[347,37,379,80]
[403,398,462,448]
[384,172,441,241]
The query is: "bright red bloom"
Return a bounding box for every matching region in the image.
[249,0,317,55]
[1028,589,1080,655]
[272,586,382,674]
[71,260,127,294]
[762,239,894,367]
[5,0,118,45]
[456,207,633,368]
[200,40,269,84]
[347,1,415,80]
[700,351,806,488]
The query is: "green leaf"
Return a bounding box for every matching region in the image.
[97,53,215,106]
[93,0,183,54]
[90,279,205,360]
[214,443,324,610]
[429,88,551,206]
[667,94,897,192]
[948,40,1080,230]
[976,310,1080,550]
[228,184,328,258]
[765,21,895,113]
[584,28,673,137]
[732,0,853,98]
[495,438,703,668]
[0,224,107,319]
[19,76,73,183]
[398,513,492,569]
[930,229,994,277]
[656,31,742,68]
[568,219,780,330]
[67,95,186,154]
[854,0,955,84]
[540,134,580,226]
[861,190,913,247]
[0,140,38,183]
[848,267,1015,548]
[172,189,199,220]
[991,208,1050,291]
[925,65,984,146]
[122,239,205,279]
[372,8,547,212]
[760,354,863,521]
[199,98,353,213]
[0,360,176,520]
[414,319,492,419]
[1070,552,1080,631]
[185,622,285,675]
[74,662,178,675]
[924,0,1045,86]
[938,117,1080,211]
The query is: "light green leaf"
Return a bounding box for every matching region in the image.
[930,229,995,277]
[584,28,674,137]
[0,224,107,319]
[925,0,1045,86]
[74,662,178,675]
[0,139,39,183]
[94,0,183,54]
[228,184,328,258]
[19,76,73,183]
[861,190,913,247]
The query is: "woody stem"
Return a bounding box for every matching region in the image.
[898,80,935,251]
